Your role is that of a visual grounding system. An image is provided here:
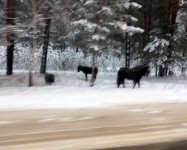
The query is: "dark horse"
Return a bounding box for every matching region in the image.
[45,73,55,85]
[117,65,149,88]
[77,65,98,82]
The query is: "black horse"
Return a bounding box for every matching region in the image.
[117,65,149,88]
[77,65,98,82]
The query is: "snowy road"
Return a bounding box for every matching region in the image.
[0,103,187,150]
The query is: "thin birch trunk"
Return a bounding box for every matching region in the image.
[29,0,37,87]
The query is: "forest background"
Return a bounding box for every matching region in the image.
[0,0,186,79]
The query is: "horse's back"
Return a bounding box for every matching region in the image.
[78,65,91,70]
[78,65,91,73]
[118,65,149,80]
[78,65,98,75]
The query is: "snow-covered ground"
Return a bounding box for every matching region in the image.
[0,70,186,110]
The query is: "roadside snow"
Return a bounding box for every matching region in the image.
[0,71,186,110]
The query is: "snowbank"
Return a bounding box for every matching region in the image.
[0,71,186,110]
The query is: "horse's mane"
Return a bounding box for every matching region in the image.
[120,65,149,73]
[78,65,88,69]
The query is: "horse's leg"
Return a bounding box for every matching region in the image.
[117,76,120,88]
[117,79,120,88]
[93,76,96,82]
[85,74,87,82]
[94,73,97,80]
[93,73,97,82]
[133,80,136,88]
[138,80,140,88]
[133,80,135,86]
[117,84,120,88]
[123,79,125,88]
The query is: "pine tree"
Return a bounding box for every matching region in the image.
[70,0,143,85]
[40,0,53,74]
[6,0,16,75]
[140,0,181,76]
[71,0,143,55]
[176,0,187,74]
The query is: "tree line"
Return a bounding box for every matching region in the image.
[0,0,186,85]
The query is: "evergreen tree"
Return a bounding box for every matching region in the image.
[175,0,187,74]
[70,0,144,64]
[139,0,181,76]
[70,0,143,86]
[40,0,53,74]
[6,0,16,75]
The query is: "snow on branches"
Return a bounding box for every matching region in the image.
[144,37,170,53]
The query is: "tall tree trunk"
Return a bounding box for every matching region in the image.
[181,19,187,74]
[90,0,101,87]
[181,50,186,74]
[148,0,152,29]
[142,0,152,48]
[125,33,130,68]
[158,65,164,77]
[40,18,51,74]
[6,0,15,75]
[166,0,180,76]
[90,50,96,87]
[155,64,158,76]
[29,19,37,87]
[29,0,37,87]
[171,0,180,32]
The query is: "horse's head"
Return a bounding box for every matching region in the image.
[141,66,150,76]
